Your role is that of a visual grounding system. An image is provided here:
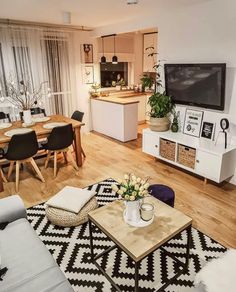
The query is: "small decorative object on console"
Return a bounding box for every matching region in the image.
[171,110,180,133]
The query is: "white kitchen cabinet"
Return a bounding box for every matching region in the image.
[142,128,236,183]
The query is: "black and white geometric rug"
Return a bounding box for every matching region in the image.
[27,178,226,292]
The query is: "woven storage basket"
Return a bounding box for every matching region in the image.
[45,196,98,227]
[177,144,196,169]
[160,138,176,161]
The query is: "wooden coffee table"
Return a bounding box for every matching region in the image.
[88,197,192,292]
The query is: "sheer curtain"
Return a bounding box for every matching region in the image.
[0,24,75,119]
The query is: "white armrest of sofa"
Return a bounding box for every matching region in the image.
[0,195,27,223]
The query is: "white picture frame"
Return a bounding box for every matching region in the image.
[183,109,204,137]
[83,65,94,84]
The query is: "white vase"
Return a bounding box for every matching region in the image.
[124,200,141,223]
[23,109,32,124]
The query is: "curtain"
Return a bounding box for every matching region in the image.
[0,24,75,118]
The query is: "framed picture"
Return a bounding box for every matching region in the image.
[81,44,93,63]
[201,122,215,140]
[83,65,94,84]
[183,109,204,137]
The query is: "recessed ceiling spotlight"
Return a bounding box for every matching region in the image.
[127,0,138,5]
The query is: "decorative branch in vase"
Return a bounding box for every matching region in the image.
[3,78,51,124]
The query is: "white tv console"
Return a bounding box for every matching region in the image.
[142,128,236,183]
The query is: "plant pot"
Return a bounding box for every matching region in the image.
[23,109,32,125]
[149,116,170,132]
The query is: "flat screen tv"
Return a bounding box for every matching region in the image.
[164,63,226,110]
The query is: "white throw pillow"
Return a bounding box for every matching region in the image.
[46,186,96,214]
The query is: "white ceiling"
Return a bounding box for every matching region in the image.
[0,0,210,28]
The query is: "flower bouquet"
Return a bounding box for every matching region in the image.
[112,173,150,201]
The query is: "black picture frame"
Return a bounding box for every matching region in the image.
[201,122,215,140]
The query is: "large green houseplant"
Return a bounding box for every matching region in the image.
[146,47,175,131]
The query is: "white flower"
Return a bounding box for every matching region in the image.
[139,186,144,192]
[112,184,119,192]
[124,195,130,200]
[143,190,148,196]
[144,183,149,189]
[136,177,141,183]
[117,178,122,184]
[134,184,139,191]
[120,186,127,192]
[132,191,137,196]
[117,189,124,195]
[124,174,129,180]
[130,195,135,201]
[141,180,145,184]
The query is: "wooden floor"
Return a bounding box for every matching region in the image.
[0,128,236,248]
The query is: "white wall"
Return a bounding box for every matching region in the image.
[93,0,236,184]
[72,31,100,133]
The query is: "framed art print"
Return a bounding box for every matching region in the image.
[83,65,94,84]
[201,122,215,140]
[81,44,93,63]
[183,109,204,137]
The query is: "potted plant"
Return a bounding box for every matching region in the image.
[146,47,175,132]
[140,74,154,92]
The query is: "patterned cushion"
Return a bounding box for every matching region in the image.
[45,197,98,227]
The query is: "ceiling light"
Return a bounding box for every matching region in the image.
[100,37,106,64]
[62,11,71,24]
[127,0,138,5]
[112,35,118,64]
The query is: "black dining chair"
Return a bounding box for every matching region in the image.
[19,107,46,120]
[71,110,86,158]
[43,124,78,177]
[0,112,11,123]
[4,131,45,192]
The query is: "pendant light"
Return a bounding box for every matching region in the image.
[112,34,118,64]
[100,37,106,64]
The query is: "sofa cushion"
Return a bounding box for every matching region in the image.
[0,218,73,292]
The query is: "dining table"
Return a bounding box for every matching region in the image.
[0,114,85,192]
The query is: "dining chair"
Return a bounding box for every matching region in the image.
[0,112,11,123]
[71,110,86,158]
[43,124,78,177]
[31,107,46,116]
[19,107,46,120]
[4,131,45,192]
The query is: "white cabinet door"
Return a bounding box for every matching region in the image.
[195,150,222,181]
[142,132,159,157]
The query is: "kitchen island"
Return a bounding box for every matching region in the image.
[90,91,148,142]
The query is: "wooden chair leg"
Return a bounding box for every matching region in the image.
[8,161,14,178]
[54,152,57,178]
[15,161,20,192]
[67,150,79,171]
[45,151,51,169]
[81,147,86,158]
[0,168,7,183]
[63,152,68,164]
[30,158,45,183]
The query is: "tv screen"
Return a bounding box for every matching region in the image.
[164,63,226,110]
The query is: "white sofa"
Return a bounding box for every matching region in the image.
[0,195,73,292]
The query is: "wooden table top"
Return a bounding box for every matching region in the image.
[88,197,192,262]
[0,114,84,145]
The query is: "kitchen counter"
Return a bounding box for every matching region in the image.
[91,91,149,105]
